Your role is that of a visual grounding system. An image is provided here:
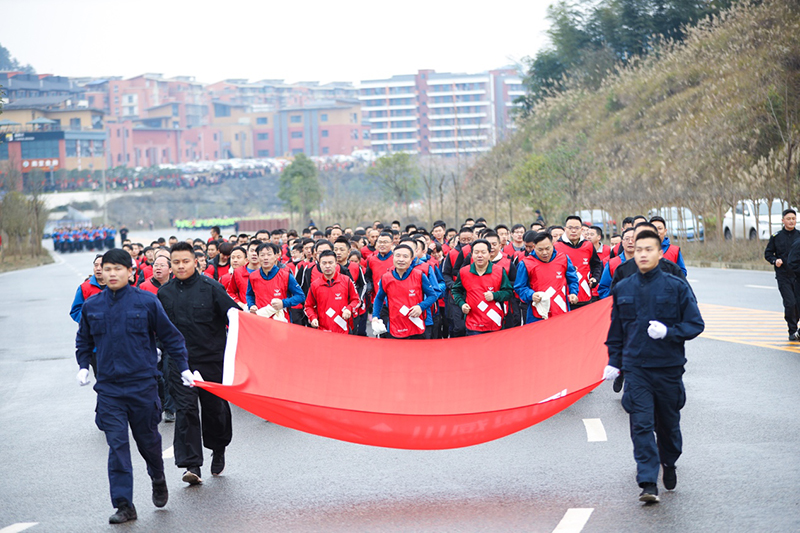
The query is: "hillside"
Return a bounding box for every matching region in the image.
[473,0,800,238]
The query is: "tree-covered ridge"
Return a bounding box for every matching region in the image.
[517,0,738,113]
[473,0,800,238]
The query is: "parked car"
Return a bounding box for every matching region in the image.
[722,199,790,240]
[575,209,616,235]
[648,207,704,242]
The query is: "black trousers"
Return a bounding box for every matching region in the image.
[776,274,800,334]
[168,358,232,469]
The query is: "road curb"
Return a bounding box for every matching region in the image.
[685,260,773,272]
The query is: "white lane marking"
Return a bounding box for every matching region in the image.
[162,446,174,459]
[553,508,594,533]
[582,418,607,442]
[686,278,698,283]
[0,523,39,533]
[745,284,777,290]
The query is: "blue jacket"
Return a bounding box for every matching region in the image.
[69,275,105,323]
[605,266,704,371]
[76,284,190,394]
[598,251,626,299]
[411,257,445,326]
[513,249,579,323]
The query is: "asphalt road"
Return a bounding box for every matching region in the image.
[1,238,798,532]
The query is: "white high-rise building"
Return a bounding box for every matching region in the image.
[359,68,523,157]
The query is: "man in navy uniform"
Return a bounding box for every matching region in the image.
[75,249,195,524]
[603,230,704,503]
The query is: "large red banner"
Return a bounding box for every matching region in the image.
[196,298,612,449]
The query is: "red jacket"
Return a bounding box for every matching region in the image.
[248,267,292,309]
[554,238,595,303]
[458,264,506,332]
[226,265,254,305]
[304,272,359,333]
[378,269,428,338]
[521,252,570,319]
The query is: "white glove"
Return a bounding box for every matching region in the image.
[193,370,204,382]
[76,368,91,386]
[602,365,620,381]
[181,369,195,387]
[647,320,668,340]
[371,317,387,336]
[156,348,162,363]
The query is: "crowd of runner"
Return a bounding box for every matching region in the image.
[70,213,701,522]
[72,215,688,340]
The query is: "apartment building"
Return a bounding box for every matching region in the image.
[359,68,523,156]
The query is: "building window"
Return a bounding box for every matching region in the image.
[363,130,369,139]
[257,133,269,140]
[172,103,180,116]
[0,142,8,160]
[321,130,328,138]
[322,147,329,154]
[213,133,218,141]
[292,148,303,154]
[214,103,231,117]
[351,129,358,140]
[320,114,328,122]
[93,140,104,157]
[291,131,302,139]
[235,133,239,140]
[21,139,59,159]
[290,115,301,123]
[256,117,268,125]
[257,149,270,157]
[351,113,357,123]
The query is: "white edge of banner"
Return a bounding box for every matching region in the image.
[222,308,240,386]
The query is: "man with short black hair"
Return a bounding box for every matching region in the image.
[76,249,193,524]
[158,241,240,486]
[766,208,800,339]
[372,244,438,339]
[246,242,305,321]
[650,216,687,276]
[305,250,359,333]
[514,232,579,323]
[604,230,704,502]
[452,239,513,335]
[554,216,603,307]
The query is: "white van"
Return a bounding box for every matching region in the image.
[722,199,790,240]
[648,207,704,242]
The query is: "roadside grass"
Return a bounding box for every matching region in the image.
[681,239,768,268]
[0,252,54,273]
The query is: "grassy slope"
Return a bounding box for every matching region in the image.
[507,0,800,228]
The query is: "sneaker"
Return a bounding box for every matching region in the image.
[211,449,225,476]
[663,465,677,490]
[163,410,175,423]
[182,466,202,485]
[612,373,624,393]
[639,483,660,503]
[109,503,137,524]
[152,477,168,507]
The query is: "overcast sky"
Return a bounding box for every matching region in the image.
[1,0,552,84]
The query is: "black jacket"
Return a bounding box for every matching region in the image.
[157,271,239,365]
[766,228,800,277]
[611,258,686,293]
